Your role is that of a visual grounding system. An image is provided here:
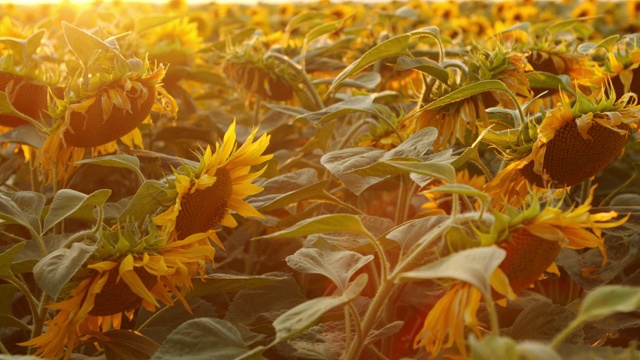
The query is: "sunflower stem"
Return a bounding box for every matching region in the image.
[549,318,583,349]
[482,289,501,336]
[136,302,176,332]
[0,339,9,355]
[5,272,40,330]
[344,306,352,352]
[265,52,324,110]
[598,171,640,207]
[337,119,368,150]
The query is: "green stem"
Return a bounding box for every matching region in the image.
[337,119,368,151]
[136,302,176,332]
[599,171,640,206]
[364,232,388,283]
[265,52,324,110]
[482,289,500,336]
[0,339,9,355]
[344,306,352,353]
[549,319,582,349]
[29,293,50,354]
[5,273,40,328]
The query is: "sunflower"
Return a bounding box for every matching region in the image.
[153,120,272,246]
[140,17,204,69]
[420,169,487,216]
[20,222,216,359]
[484,88,640,208]
[414,186,628,359]
[605,39,640,97]
[222,40,300,102]
[37,54,177,185]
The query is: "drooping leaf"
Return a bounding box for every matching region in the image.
[394,56,449,84]
[33,242,97,299]
[365,321,404,345]
[102,330,161,360]
[119,180,175,223]
[295,95,377,124]
[151,318,261,360]
[382,159,456,184]
[255,214,373,241]
[248,169,329,212]
[526,72,573,94]
[386,215,450,252]
[63,21,116,67]
[0,191,45,237]
[328,34,412,93]
[0,243,25,277]
[321,147,388,195]
[0,124,46,148]
[286,246,373,290]
[272,273,367,342]
[397,247,506,296]
[421,80,514,112]
[575,285,640,323]
[426,184,490,206]
[75,154,145,182]
[187,273,287,299]
[43,189,111,234]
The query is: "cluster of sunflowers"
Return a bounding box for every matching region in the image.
[2,0,640,359]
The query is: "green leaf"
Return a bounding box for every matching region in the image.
[285,11,327,33]
[0,313,31,332]
[0,124,46,148]
[0,191,45,236]
[75,154,145,182]
[187,273,287,299]
[0,243,25,277]
[470,335,519,360]
[383,159,456,184]
[577,34,620,54]
[295,95,376,124]
[255,214,373,241]
[151,318,259,360]
[397,247,506,295]
[102,330,161,360]
[510,301,581,342]
[273,273,367,342]
[365,320,404,345]
[286,245,373,290]
[248,169,329,212]
[0,29,45,66]
[426,184,490,205]
[63,22,116,67]
[43,189,111,234]
[119,180,175,222]
[386,215,450,252]
[526,72,573,94]
[305,17,349,45]
[394,56,449,84]
[135,14,181,33]
[328,34,412,93]
[422,80,513,112]
[575,285,640,323]
[33,242,97,298]
[517,341,563,360]
[321,147,388,195]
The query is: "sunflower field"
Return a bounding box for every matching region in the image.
[4,0,640,359]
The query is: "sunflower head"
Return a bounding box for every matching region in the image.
[605,37,640,96]
[477,186,628,293]
[142,17,204,68]
[222,41,299,102]
[154,121,273,247]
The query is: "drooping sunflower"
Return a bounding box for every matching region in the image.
[38,50,177,184]
[153,120,273,246]
[414,186,628,359]
[484,88,640,208]
[405,47,532,150]
[20,222,216,359]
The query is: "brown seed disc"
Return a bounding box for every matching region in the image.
[63,85,156,148]
[520,121,629,187]
[266,76,294,101]
[174,167,233,239]
[89,266,158,316]
[499,227,563,293]
[0,72,49,128]
[611,66,640,98]
[526,53,562,75]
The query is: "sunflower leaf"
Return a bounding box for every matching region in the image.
[249,169,329,212]
[469,335,519,360]
[75,154,145,182]
[328,34,412,93]
[575,285,640,324]
[119,180,175,223]
[63,22,116,67]
[151,318,262,360]
[254,214,373,241]
[286,245,373,290]
[187,273,287,299]
[0,243,25,277]
[272,273,367,342]
[421,80,513,112]
[102,330,160,360]
[394,56,449,84]
[33,242,97,299]
[0,124,46,148]
[295,95,376,124]
[0,191,45,237]
[396,247,506,296]
[43,189,112,234]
